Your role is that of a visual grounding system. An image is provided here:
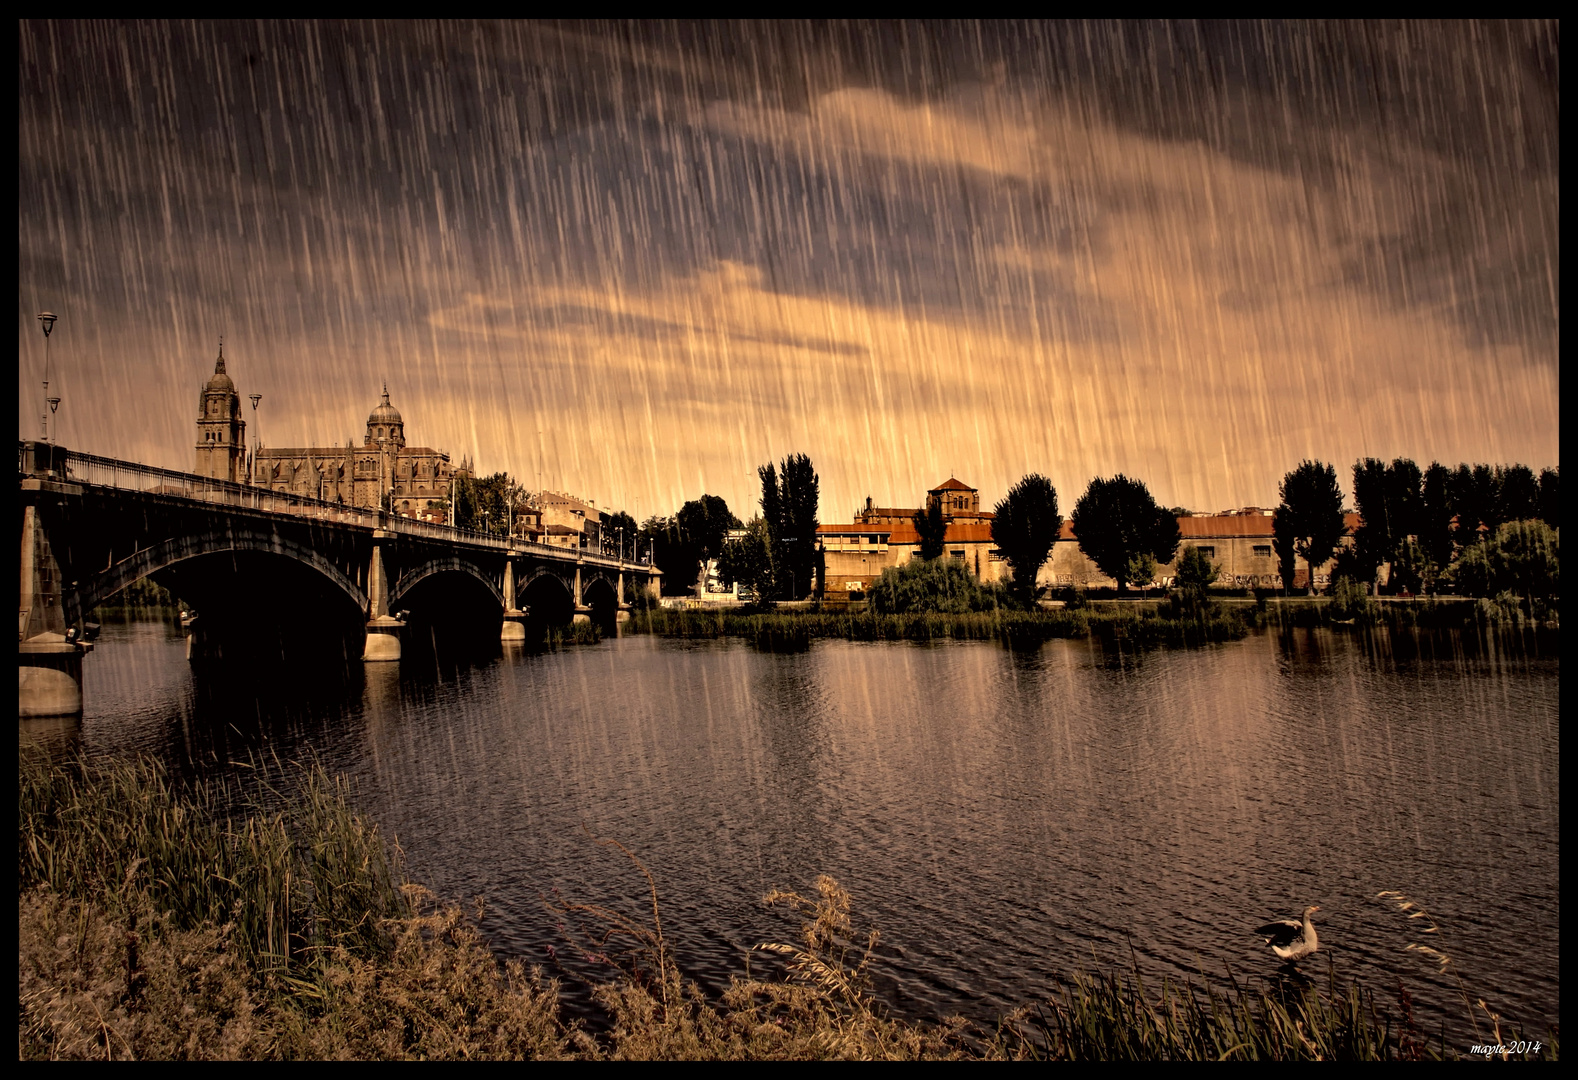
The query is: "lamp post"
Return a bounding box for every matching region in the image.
[37,312,57,444]
[248,394,261,484]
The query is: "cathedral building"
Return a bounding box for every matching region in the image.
[193,347,247,483]
[193,353,467,520]
[251,386,467,520]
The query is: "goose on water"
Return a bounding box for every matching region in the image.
[1256,905,1320,962]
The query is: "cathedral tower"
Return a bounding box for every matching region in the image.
[194,345,247,482]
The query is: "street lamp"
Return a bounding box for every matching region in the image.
[37,312,57,444]
[248,394,261,484]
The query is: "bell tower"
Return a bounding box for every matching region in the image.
[194,343,247,482]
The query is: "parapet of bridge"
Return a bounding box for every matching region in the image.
[18,441,660,718]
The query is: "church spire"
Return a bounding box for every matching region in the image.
[215,337,226,375]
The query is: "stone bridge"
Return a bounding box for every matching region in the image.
[18,441,659,716]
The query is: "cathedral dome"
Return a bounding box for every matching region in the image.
[205,349,235,393]
[368,385,403,426]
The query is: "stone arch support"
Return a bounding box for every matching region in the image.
[520,566,575,597]
[390,556,505,609]
[77,531,367,618]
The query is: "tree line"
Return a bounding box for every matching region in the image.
[1274,459,1558,597]
[457,451,1555,607]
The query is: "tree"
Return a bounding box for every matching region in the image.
[990,473,1061,605]
[912,501,947,561]
[663,495,742,594]
[1447,520,1559,601]
[716,516,774,602]
[1070,474,1180,594]
[604,510,638,558]
[757,454,819,599]
[1450,464,1497,549]
[677,495,740,561]
[453,474,478,530]
[1351,457,1424,592]
[1175,545,1220,590]
[1275,460,1347,595]
[1419,463,1455,570]
[1539,467,1560,527]
[1172,544,1219,612]
[1349,458,1390,578]
[1495,464,1540,526]
[1272,508,1299,591]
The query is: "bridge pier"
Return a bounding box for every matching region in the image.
[19,500,90,717]
[616,568,631,623]
[501,557,528,642]
[362,535,404,662]
[573,560,592,624]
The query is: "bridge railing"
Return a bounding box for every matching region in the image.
[20,441,646,570]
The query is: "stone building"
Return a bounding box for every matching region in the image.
[193,347,247,483]
[1040,509,1361,592]
[248,385,466,521]
[821,474,1362,597]
[535,491,602,549]
[822,477,1008,596]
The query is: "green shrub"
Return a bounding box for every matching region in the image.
[868,559,1008,614]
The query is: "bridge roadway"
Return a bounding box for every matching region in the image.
[18,440,660,717]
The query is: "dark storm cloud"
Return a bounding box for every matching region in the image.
[17,21,1559,517]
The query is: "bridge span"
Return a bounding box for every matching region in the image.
[18,441,659,717]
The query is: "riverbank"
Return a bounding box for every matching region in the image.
[627,604,1251,650]
[19,751,1549,1061]
[625,594,1550,652]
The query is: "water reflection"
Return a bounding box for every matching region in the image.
[53,620,1559,1041]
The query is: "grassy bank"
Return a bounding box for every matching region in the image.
[18,752,1552,1060]
[626,594,1557,654]
[628,604,1251,651]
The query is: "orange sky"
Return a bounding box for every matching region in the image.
[19,22,1559,522]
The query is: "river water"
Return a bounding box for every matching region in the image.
[28,617,1560,1043]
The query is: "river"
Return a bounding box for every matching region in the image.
[24,616,1561,1043]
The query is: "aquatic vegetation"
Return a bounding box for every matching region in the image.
[627,604,1251,650]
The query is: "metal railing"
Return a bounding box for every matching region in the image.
[19,441,637,570]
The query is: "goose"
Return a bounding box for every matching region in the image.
[1256,905,1320,962]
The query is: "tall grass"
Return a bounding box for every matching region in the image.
[18,751,1554,1060]
[18,751,405,978]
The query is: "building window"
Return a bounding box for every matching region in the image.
[1253,545,1272,558]
[1198,546,1216,558]
[949,549,965,561]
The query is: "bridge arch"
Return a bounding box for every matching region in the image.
[77,531,366,618]
[390,556,504,610]
[521,569,574,627]
[581,575,619,631]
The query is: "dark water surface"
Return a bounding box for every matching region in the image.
[32,618,1560,1042]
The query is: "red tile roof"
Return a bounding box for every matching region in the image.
[943,521,996,543]
[818,522,922,544]
[1178,515,1276,539]
[929,477,975,492]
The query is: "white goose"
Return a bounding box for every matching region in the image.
[1256,905,1321,962]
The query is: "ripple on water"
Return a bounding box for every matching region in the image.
[61,622,1560,1040]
